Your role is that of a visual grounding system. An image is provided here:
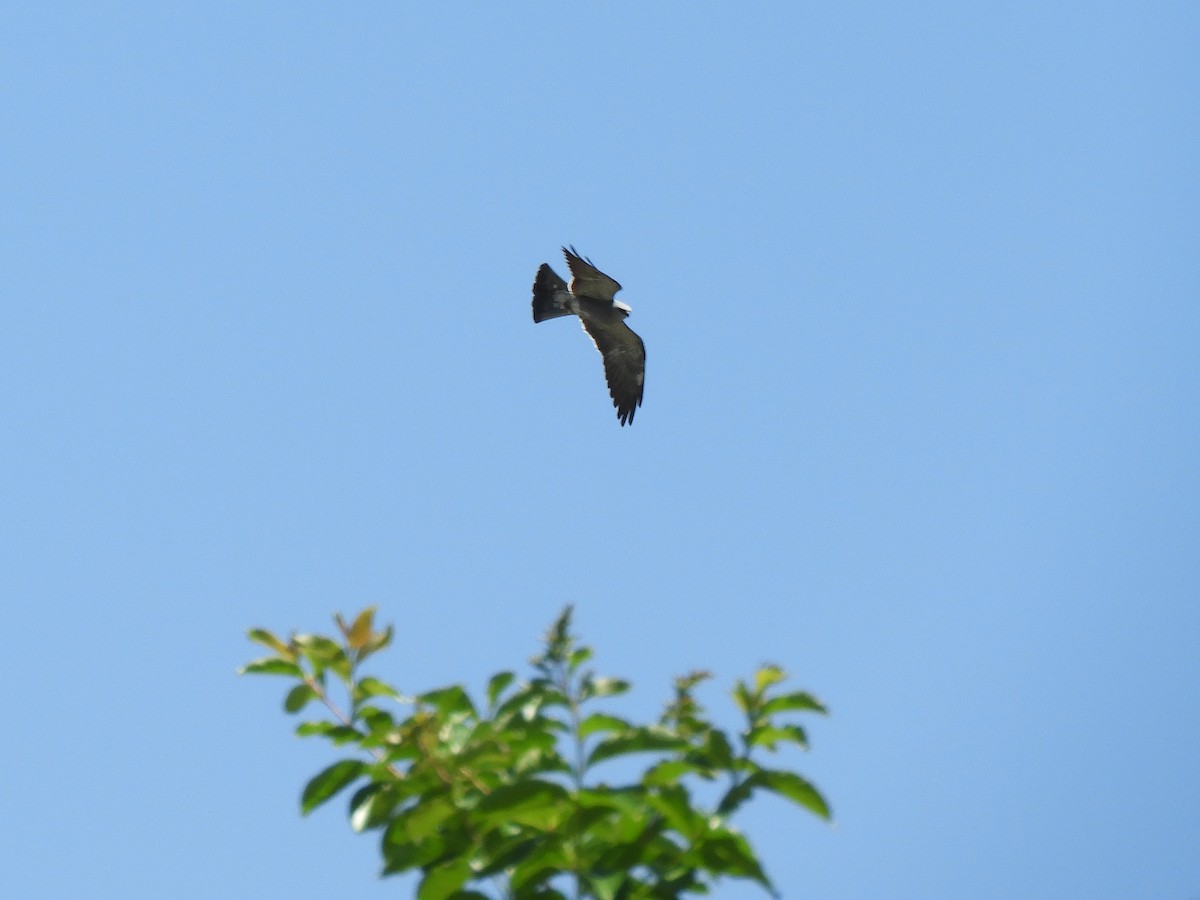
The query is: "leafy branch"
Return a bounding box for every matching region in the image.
[241,606,831,899]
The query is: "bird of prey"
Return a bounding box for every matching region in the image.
[531,246,646,426]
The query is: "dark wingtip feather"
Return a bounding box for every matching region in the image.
[614,390,642,426]
[563,244,595,268]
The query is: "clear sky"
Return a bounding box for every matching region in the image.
[3,4,1197,898]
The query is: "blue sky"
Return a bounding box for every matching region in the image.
[2,4,1197,898]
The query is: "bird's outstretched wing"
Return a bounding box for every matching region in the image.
[580,317,646,426]
[563,246,622,302]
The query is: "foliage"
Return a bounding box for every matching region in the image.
[241,606,831,899]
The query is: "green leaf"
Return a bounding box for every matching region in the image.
[754,769,832,820]
[506,837,571,892]
[583,676,630,699]
[292,634,351,681]
[358,705,397,733]
[575,786,645,822]
[356,676,402,701]
[716,778,754,817]
[292,634,344,659]
[404,795,457,842]
[747,723,808,751]
[539,606,574,662]
[761,691,827,716]
[642,759,704,787]
[495,684,568,720]
[696,830,773,889]
[295,722,364,745]
[587,871,626,900]
[300,759,366,815]
[591,822,672,880]
[415,854,470,900]
[732,680,755,714]
[247,628,291,655]
[587,728,686,767]
[382,826,445,875]
[486,671,515,708]
[475,780,570,830]
[568,646,593,670]
[676,670,713,692]
[349,782,398,832]
[700,729,735,769]
[474,835,545,878]
[578,713,631,739]
[566,803,625,843]
[284,683,317,713]
[418,685,476,717]
[239,657,303,678]
[646,784,705,840]
[753,665,786,694]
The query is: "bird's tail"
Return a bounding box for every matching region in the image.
[532,264,572,323]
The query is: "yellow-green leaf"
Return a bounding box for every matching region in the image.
[239,657,303,678]
[247,628,292,656]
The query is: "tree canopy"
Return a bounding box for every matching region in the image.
[242,606,830,899]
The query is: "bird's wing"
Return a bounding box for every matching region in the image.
[580,316,645,426]
[562,246,622,302]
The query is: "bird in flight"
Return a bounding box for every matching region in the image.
[531,246,646,426]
